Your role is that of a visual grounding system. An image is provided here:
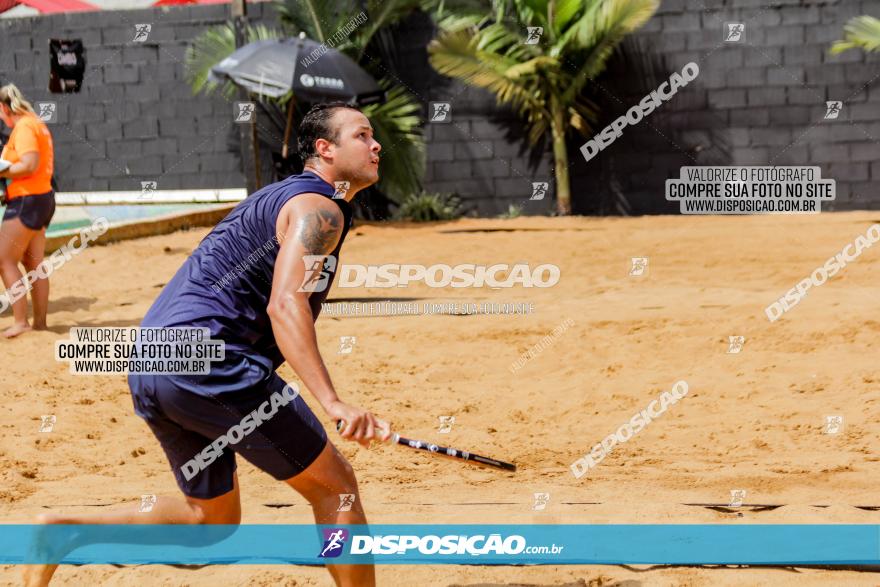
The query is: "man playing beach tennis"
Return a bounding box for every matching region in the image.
[24,102,389,587]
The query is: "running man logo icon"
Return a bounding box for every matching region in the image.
[333,181,350,199]
[824,101,842,120]
[138,494,157,513]
[36,102,57,123]
[338,336,356,354]
[319,528,349,558]
[39,415,56,433]
[337,494,356,512]
[533,492,550,511]
[729,489,746,507]
[298,254,337,292]
[429,102,451,123]
[234,102,255,123]
[530,182,548,201]
[824,415,843,434]
[629,257,649,276]
[133,24,152,43]
[525,27,543,44]
[727,336,746,354]
[725,23,744,42]
[140,181,157,200]
[438,415,455,434]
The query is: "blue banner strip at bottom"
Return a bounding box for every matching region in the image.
[2,524,878,565]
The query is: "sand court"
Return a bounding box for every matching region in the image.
[2,211,879,585]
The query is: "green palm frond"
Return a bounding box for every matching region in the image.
[431,12,487,33]
[429,0,657,138]
[831,15,880,54]
[426,0,659,214]
[184,24,282,100]
[275,0,346,42]
[558,0,659,101]
[185,0,428,202]
[552,0,583,35]
[512,0,544,30]
[363,83,426,202]
[276,0,424,60]
[357,0,424,55]
[428,28,546,119]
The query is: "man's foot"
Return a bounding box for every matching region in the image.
[21,513,73,587]
[32,322,48,332]
[21,514,58,587]
[4,322,32,338]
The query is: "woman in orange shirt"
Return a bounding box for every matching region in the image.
[0,84,56,338]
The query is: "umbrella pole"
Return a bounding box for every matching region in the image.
[231,0,261,194]
[250,94,262,190]
[282,95,295,159]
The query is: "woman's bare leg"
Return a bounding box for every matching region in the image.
[22,228,48,330]
[0,217,36,337]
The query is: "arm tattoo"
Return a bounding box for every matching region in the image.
[297,208,341,255]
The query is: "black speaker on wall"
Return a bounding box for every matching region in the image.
[49,39,86,93]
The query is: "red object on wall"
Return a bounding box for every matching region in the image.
[13,0,97,12]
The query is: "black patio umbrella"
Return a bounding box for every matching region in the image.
[212,32,385,173]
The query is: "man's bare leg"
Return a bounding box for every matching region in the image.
[287,441,374,587]
[22,474,242,587]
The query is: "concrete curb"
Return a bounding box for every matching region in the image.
[45,203,237,254]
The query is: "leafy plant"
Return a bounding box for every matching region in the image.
[395,191,462,221]
[428,0,659,215]
[831,15,880,54]
[185,23,282,100]
[497,203,523,218]
[183,0,426,203]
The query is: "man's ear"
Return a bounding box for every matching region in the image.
[315,137,334,159]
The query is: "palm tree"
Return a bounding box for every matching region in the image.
[428,0,659,215]
[184,0,426,204]
[830,15,880,54]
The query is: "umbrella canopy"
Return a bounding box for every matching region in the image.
[211,34,384,105]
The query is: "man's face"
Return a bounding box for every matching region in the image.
[321,108,381,188]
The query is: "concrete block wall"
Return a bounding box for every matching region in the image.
[0,3,552,215]
[367,10,556,216]
[570,0,880,213]
[1,0,879,214]
[420,94,556,217]
[0,3,266,192]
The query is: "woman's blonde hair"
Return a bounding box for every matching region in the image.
[0,83,35,116]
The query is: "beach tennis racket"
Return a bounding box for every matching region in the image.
[336,420,516,472]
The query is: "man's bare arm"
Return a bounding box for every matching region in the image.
[268,195,342,410]
[267,194,389,446]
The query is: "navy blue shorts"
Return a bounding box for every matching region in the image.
[2,191,55,230]
[129,372,328,499]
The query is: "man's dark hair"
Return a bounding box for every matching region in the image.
[297,101,362,163]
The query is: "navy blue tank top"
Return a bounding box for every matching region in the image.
[140,170,352,394]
